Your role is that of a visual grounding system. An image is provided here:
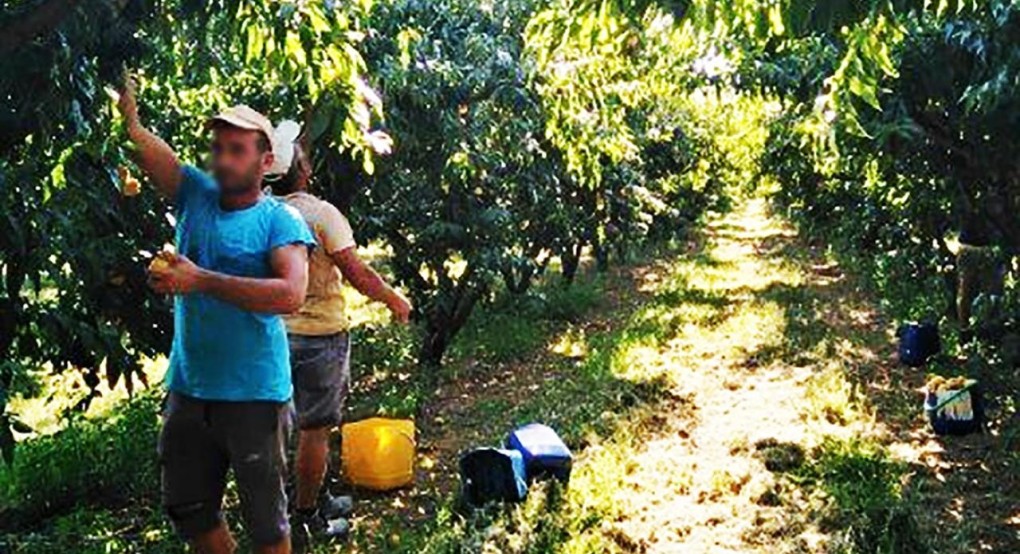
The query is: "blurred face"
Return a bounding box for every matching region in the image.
[210,125,274,195]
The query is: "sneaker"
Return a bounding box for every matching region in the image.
[290,513,313,554]
[291,510,350,553]
[319,515,350,540]
[319,491,354,519]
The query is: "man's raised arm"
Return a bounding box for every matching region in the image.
[149,244,309,314]
[118,76,182,198]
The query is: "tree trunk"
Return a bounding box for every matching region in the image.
[418,321,449,371]
[501,263,535,295]
[0,265,26,390]
[416,267,485,369]
[935,234,959,321]
[594,236,609,272]
[561,242,582,285]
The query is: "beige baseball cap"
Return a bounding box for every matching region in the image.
[206,105,275,149]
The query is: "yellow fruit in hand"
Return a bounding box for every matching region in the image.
[148,250,175,272]
[148,257,170,272]
[926,375,945,393]
[122,177,141,197]
[117,166,140,196]
[945,376,967,390]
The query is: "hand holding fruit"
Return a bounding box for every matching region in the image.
[148,248,175,272]
[148,252,203,295]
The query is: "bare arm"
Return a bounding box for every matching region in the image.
[331,247,411,323]
[150,244,309,314]
[117,76,182,198]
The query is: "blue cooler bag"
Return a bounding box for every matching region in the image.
[459,448,528,505]
[507,423,572,482]
[897,322,941,367]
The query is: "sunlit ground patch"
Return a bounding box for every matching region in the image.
[548,326,589,359]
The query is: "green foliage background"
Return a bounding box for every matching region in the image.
[0,0,726,434]
[3,0,1020,548]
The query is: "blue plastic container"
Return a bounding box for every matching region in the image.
[898,322,941,367]
[507,423,572,482]
[459,448,528,505]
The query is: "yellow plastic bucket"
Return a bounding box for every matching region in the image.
[341,418,415,491]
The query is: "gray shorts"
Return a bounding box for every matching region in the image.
[158,392,289,545]
[288,332,351,430]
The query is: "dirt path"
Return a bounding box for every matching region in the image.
[602,198,1018,553]
[604,197,847,552]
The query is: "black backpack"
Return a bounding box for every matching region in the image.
[458,448,528,506]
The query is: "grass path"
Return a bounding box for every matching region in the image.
[606,198,825,552]
[593,197,877,553]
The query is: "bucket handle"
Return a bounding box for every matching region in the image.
[387,429,415,445]
[929,380,977,412]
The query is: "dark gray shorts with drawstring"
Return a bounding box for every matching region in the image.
[288,332,352,430]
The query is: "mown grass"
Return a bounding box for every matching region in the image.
[769,437,927,554]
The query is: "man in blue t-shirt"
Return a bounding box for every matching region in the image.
[118,79,313,554]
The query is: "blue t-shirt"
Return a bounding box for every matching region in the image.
[166,165,315,402]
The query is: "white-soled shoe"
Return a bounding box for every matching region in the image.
[320,492,354,519]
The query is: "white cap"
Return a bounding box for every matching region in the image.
[267,120,302,176]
